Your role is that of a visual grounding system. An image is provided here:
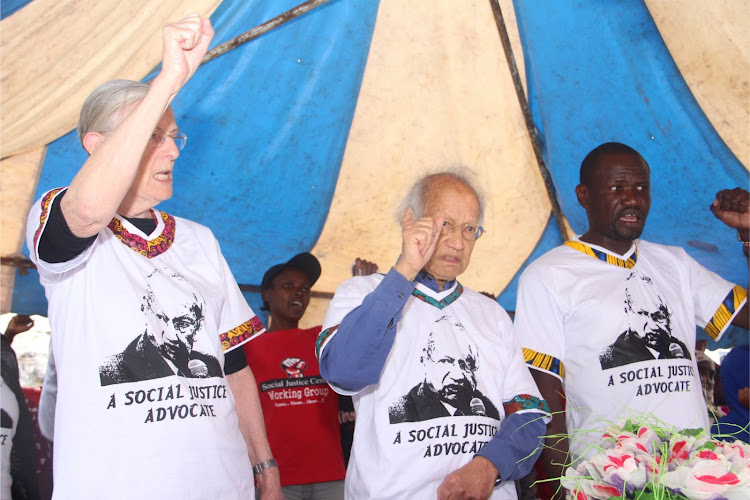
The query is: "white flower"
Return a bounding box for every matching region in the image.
[661,457,749,500]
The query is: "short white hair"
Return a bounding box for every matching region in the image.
[77,79,151,145]
[395,167,485,224]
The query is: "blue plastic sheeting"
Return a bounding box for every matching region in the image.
[18,0,379,315]
[513,0,748,293]
[497,214,562,312]
[1,0,33,20]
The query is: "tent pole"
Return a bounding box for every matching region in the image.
[488,0,570,242]
[201,0,332,65]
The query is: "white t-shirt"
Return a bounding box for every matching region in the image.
[516,238,746,459]
[1,377,19,500]
[27,188,265,500]
[320,274,547,500]
[38,349,56,441]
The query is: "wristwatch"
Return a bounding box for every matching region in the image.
[252,458,278,476]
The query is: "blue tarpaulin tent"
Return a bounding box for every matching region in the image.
[2,0,747,346]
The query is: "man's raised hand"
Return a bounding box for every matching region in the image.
[394,209,442,282]
[710,188,750,232]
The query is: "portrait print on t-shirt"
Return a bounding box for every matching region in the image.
[388,316,500,423]
[99,268,223,386]
[599,270,691,370]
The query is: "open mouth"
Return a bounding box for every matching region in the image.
[154,171,172,181]
[618,209,644,224]
[289,301,304,308]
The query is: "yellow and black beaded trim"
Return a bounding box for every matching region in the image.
[523,347,565,379]
[564,240,637,269]
[704,285,748,340]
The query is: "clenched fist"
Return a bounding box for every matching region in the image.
[281,357,307,378]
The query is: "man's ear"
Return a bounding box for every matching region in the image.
[575,184,589,209]
[82,132,105,155]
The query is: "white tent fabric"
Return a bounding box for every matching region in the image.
[1,0,747,327]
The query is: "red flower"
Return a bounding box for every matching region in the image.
[593,484,621,496]
[607,454,633,468]
[698,449,718,460]
[694,472,740,486]
[671,440,689,460]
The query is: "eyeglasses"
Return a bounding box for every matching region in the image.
[440,219,485,241]
[150,128,187,151]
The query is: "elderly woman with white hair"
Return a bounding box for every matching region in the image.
[26,15,281,500]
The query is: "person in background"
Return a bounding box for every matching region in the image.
[695,350,724,422]
[244,253,378,500]
[714,362,728,415]
[2,316,34,345]
[2,315,40,500]
[711,344,750,444]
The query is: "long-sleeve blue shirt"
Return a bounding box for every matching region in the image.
[318,268,547,481]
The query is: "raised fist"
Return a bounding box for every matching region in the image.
[710,187,749,231]
[281,357,307,378]
[352,258,379,277]
[4,314,34,342]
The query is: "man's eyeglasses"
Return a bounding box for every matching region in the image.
[440,219,485,241]
[151,128,187,151]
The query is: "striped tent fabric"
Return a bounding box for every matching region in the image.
[1,0,747,346]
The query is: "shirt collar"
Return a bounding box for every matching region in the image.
[415,270,457,293]
[564,237,638,269]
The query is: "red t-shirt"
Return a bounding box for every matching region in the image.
[244,326,346,486]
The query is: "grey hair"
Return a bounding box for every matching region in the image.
[395,166,486,225]
[77,79,151,145]
[141,269,205,324]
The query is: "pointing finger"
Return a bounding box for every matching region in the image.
[422,216,443,257]
[433,216,444,234]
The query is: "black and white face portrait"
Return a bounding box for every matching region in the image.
[421,319,479,406]
[98,269,222,386]
[622,272,684,359]
[143,270,206,366]
[388,315,500,423]
[599,270,690,369]
[624,288,672,351]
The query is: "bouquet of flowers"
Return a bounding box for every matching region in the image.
[562,420,750,499]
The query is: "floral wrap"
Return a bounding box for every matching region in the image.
[562,420,750,499]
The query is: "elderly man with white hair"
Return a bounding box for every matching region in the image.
[317,170,550,500]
